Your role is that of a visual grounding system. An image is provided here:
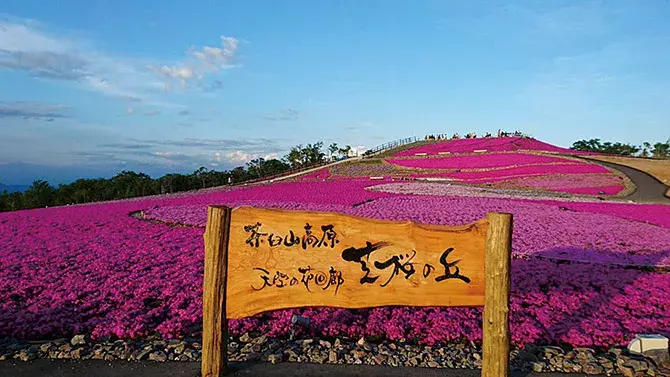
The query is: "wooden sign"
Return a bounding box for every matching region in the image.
[202,206,512,377]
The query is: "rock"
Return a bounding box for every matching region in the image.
[644,349,670,368]
[610,347,625,356]
[149,351,167,362]
[517,350,537,362]
[356,337,366,347]
[252,335,267,345]
[352,349,366,359]
[239,333,252,343]
[174,343,185,354]
[617,364,635,377]
[39,343,52,353]
[563,358,582,373]
[583,363,604,375]
[543,346,563,357]
[16,349,35,362]
[70,348,84,359]
[626,358,649,372]
[531,361,545,372]
[427,361,439,368]
[328,350,338,363]
[268,353,282,364]
[71,335,87,346]
[319,340,331,348]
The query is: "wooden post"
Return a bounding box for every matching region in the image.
[482,212,512,377]
[202,206,232,377]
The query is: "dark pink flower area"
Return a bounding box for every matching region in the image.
[389,153,572,170]
[393,137,596,157]
[0,177,668,348]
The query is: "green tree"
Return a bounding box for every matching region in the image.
[328,142,339,160]
[23,180,55,208]
[652,141,670,158]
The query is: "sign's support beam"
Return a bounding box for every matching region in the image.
[202,206,232,377]
[482,212,512,377]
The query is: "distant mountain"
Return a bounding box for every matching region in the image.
[0,183,29,193]
[0,162,197,187]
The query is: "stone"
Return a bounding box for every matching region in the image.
[252,335,267,345]
[644,349,670,368]
[543,346,563,357]
[626,358,649,372]
[328,350,338,363]
[563,358,582,373]
[356,337,366,347]
[71,335,87,346]
[319,340,331,348]
[239,333,252,343]
[531,361,546,372]
[268,354,282,364]
[610,347,625,356]
[583,363,604,375]
[70,348,84,359]
[618,364,635,377]
[149,351,167,362]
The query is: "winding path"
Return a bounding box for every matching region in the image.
[582,157,670,204]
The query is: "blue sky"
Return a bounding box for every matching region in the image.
[1,0,669,184]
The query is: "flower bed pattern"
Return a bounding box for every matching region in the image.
[393,137,595,157]
[389,153,579,170]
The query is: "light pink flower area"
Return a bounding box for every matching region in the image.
[389,153,571,170]
[1,177,668,347]
[394,137,595,157]
[396,153,623,195]
[411,163,609,180]
[497,174,625,196]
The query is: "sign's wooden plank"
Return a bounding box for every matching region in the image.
[225,206,488,319]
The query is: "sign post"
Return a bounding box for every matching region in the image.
[201,206,511,377]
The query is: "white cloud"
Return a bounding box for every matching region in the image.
[0,101,69,119]
[145,109,161,116]
[125,107,134,116]
[149,35,239,91]
[225,150,280,164]
[0,16,240,106]
[264,108,301,121]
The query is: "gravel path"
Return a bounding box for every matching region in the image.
[582,157,670,203]
[3,335,669,376]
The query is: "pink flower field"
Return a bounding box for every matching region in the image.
[389,153,573,170]
[1,175,669,348]
[393,137,595,157]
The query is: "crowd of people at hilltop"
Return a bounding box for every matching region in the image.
[423,129,529,141]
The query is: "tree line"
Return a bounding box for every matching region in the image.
[571,138,670,157]
[0,141,352,212]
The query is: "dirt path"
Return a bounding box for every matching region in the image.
[582,157,670,203]
[0,360,620,377]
